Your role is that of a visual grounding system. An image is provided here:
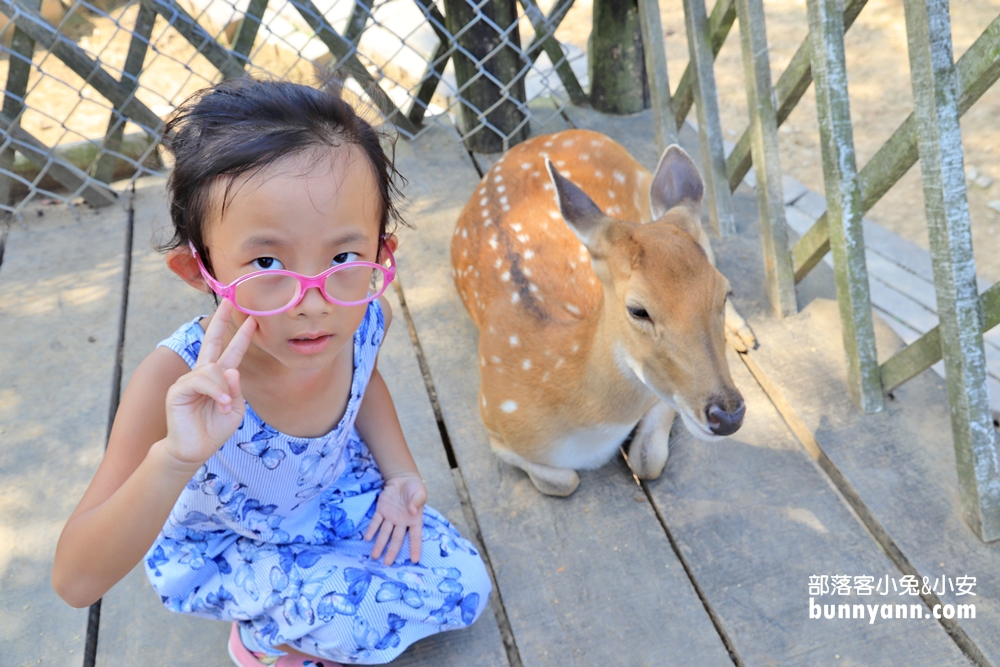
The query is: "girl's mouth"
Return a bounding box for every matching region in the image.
[288,334,332,354]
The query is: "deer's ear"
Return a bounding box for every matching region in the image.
[650,145,704,220]
[546,159,608,251]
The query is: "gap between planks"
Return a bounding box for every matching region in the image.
[391,275,524,667]
[736,348,993,667]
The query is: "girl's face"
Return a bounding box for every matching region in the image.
[202,146,384,374]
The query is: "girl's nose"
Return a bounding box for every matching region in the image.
[292,285,331,316]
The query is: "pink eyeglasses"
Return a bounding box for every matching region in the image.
[190,242,396,316]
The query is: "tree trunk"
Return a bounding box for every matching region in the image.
[589,0,650,114]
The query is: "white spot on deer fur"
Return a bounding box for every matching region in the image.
[529,283,538,293]
[543,183,553,191]
[484,219,492,227]
[610,205,621,215]
[479,187,486,195]
[544,140,553,147]
[511,223,522,232]
[523,267,532,277]
[454,227,461,236]
[608,190,616,199]
[524,249,534,259]
[590,139,602,147]
[497,185,506,193]
[501,400,518,413]
[539,151,549,158]
[482,209,489,217]
[634,192,641,207]
[556,160,566,167]
[580,153,590,161]
[555,357,565,369]
[488,234,498,250]
[517,234,530,243]
[566,303,580,315]
[521,162,531,170]
[495,258,503,268]
[462,228,468,238]
[494,175,503,183]
[499,196,508,205]
[542,371,550,382]
[571,344,579,353]
[480,357,486,366]
[501,271,510,282]
[502,205,511,212]
[509,335,519,346]
[613,171,626,184]
[512,292,520,304]
[563,171,572,178]
[522,359,532,370]
[491,355,501,363]
[482,395,487,407]
[563,139,575,147]
[461,249,468,258]
[594,169,604,178]
[532,171,541,178]
[569,261,576,269]
[480,197,488,206]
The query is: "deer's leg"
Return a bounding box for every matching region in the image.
[490,438,580,497]
[628,401,675,480]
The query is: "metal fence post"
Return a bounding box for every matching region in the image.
[903,0,1000,542]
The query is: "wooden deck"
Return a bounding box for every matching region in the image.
[2,105,999,666]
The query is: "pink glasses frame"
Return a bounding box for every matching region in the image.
[189,241,396,316]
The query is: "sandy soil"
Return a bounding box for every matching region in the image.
[4,0,998,280]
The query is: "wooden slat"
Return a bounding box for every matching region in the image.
[407,0,450,127]
[0,110,117,207]
[141,0,245,80]
[636,0,677,152]
[903,0,1000,542]
[682,0,734,236]
[231,0,268,63]
[518,0,586,105]
[522,0,574,62]
[0,0,38,207]
[392,122,735,667]
[806,0,881,412]
[96,179,510,666]
[792,12,1000,283]
[882,281,1000,392]
[735,0,796,315]
[671,0,736,131]
[343,0,374,43]
[289,0,419,135]
[0,198,128,664]
[0,0,164,133]
[93,2,157,185]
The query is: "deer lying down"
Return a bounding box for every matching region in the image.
[451,130,748,496]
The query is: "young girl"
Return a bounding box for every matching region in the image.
[52,79,491,666]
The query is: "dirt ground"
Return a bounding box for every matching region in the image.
[4,0,999,280]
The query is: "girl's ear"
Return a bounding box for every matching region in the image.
[166,247,211,293]
[381,233,398,257]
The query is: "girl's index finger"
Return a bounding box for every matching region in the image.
[195,299,234,368]
[218,315,256,370]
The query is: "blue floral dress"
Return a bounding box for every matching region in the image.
[144,301,491,664]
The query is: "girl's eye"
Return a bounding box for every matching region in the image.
[251,257,284,271]
[332,252,360,265]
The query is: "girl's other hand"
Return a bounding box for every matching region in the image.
[163,300,256,470]
[365,472,427,565]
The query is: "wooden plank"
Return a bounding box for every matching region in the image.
[96,179,510,666]
[682,0,735,236]
[0,199,128,664]
[0,0,38,207]
[646,346,970,665]
[0,110,117,207]
[522,0,574,63]
[636,0,678,152]
[903,0,1000,542]
[735,0,796,316]
[141,0,245,80]
[231,0,268,62]
[807,0,881,412]
[671,0,736,132]
[393,122,735,666]
[291,0,419,136]
[93,1,157,185]
[742,297,1000,664]
[518,0,585,105]
[0,0,164,133]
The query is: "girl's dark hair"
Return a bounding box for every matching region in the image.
[160,78,406,274]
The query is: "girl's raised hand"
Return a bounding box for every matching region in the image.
[163,300,257,469]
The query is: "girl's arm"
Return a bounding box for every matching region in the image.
[354,296,427,564]
[53,304,254,608]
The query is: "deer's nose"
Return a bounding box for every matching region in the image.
[706,400,745,436]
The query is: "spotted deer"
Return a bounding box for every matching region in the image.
[451,129,751,496]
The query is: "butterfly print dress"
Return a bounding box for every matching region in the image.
[145,300,491,664]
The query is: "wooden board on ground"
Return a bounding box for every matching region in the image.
[392,122,735,667]
[745,297,999,664]
[0,199,128,664]
[554,104,971,665]
[95,179,509,666]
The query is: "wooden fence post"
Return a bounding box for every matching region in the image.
[444,0,529,153]
[589,0,649,114]
[903,0,1000,542]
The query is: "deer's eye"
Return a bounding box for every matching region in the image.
[627,305,650,321]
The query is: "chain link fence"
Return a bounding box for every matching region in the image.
[0,0,589,217]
